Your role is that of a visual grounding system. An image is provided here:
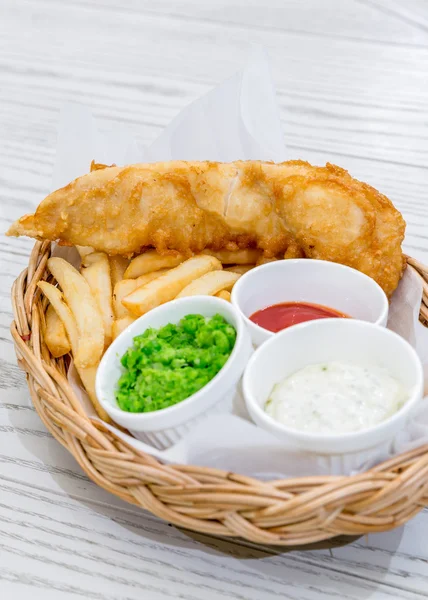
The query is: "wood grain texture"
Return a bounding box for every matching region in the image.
[1,0,428,597]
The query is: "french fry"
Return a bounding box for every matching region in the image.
[177,270,240,298]
[113,269,170,318]
[44,305,71,358]
[215,290,231,302]
[112,316,136,340]
[203,249,261,264]
[224,264,254,275]
[81,252,114,348]
[124,250,185,279]
[38,282,79,348]
[47,257,104,368]
[123,255,222,316]
[77,365,106,420]
[38,281,109,421]
[109,255,130,289]
[114,280,139,319]
[76,245,95,260]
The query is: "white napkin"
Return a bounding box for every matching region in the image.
[52,46,286,191]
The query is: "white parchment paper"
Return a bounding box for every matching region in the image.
[45,48,428,477]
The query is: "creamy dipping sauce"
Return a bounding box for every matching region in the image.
[265,362,408,434]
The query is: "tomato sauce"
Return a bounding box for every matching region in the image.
[250,302,349,333]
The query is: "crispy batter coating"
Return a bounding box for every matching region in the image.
[7,160,406,296]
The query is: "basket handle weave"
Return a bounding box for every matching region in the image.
[405,255,428,326]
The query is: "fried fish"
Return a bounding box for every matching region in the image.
[7,160,406,296]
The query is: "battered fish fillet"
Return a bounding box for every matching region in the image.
[7,160,406,296]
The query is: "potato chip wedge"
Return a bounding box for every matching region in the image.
[77,365,107,420]
[215,290,231,302]
[203,249,261,264]
[124,250,185,279]
[113,280,139,319]
[112,316,136,340]
[44,304,71,358]
[123,255,222,316]
[109,255,130,288]
[47,257,104,368]
[224,264,254,275]
[38,281,109,421]
[177,270,240,298]
[76,245,95,260]
[113,269,170,318]
[38,282,79,349]
[81,252,114,348]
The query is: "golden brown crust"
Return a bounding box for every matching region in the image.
[7,160,405,296]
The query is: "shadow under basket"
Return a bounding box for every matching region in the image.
[10,241,428,547]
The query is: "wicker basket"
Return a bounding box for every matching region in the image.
[10,241,428,546]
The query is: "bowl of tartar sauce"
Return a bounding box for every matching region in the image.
[243,319,423,456]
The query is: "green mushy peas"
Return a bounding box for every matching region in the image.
[115,314,237,413]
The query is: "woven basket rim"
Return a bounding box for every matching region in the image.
[10,241,428,546]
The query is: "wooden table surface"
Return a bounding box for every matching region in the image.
[1,0,428,598]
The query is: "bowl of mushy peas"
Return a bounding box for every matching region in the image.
[96,296,252,449]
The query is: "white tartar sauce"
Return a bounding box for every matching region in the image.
[265,362,408,434]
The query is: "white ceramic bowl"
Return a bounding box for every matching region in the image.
[96,296,252,449]
[243,319,423,461]
[231,259,389,346]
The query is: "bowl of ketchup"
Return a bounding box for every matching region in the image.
[231,259,389,347]
[250,301,349,333]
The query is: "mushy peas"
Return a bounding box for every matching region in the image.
[115,314,236,413]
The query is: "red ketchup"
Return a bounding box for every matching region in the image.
[250,302,349,333]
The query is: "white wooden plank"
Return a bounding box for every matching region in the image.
[0,475,426,600]
[30,0,428,46]
[358,0,428,33]
[1,1,427,172]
